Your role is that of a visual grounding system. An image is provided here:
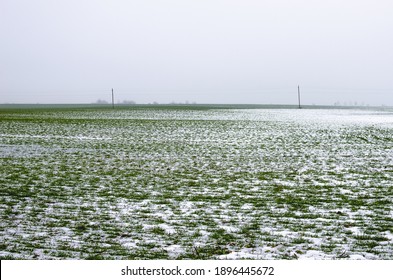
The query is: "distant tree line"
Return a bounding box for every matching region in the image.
[94,99,136,104]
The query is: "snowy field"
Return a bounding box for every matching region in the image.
[0,105,392,259]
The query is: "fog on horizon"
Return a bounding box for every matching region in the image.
[1,0,392,106]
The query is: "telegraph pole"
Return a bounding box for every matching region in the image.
[298,85,301,109]
[112,88,114,109]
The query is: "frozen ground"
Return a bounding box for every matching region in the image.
[0,105,392,259]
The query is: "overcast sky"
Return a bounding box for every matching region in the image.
[1,0,392,105]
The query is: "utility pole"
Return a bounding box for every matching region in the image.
[112,88,114,109]
[298,85,301,109]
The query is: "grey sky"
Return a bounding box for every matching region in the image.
[1,0,392,105]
